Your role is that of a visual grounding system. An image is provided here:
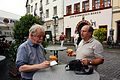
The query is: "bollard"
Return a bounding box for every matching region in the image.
[0,55,8,80]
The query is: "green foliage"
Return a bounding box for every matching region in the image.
[93,28,107,43]
[42,41,49,48]
[8,41,20,62]
[10,14,44,62]
[13,14,44,44]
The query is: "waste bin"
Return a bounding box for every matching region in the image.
[0,55,8,80]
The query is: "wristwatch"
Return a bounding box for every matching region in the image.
[89,60,92,65]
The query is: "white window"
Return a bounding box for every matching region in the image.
[35,3,37,10]
[46,0,49,5]
[31,6,33,12]
[27,5,30,13]
[31,0,33,3]
[53,6,57,16]
[46,9,49,18]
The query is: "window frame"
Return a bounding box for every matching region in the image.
[53,6,57,16]
[66,5,72,15]
[31,6,33,12]
[82,1,89,12]
[74,2,80,14]
[46,0,49,5]
[46,9,49,18]
[103,0,111,8]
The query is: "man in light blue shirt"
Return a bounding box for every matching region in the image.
[16,24,50,80]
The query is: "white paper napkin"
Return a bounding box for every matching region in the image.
[50,60,58,66]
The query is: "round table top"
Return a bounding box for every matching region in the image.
[0,55,5,61]
[33,64,100,80]
[45,46,67,51]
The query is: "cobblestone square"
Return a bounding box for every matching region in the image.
[46,45,120,80]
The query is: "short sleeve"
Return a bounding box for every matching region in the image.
[16,45,28,68]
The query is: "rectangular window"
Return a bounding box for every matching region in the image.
[74,3,80,13]
[95,0,100,9]
[46,0,49,5]
[82,1,89,12]
[103,0,111,7]
[31,0,33,3]
[27,5,30,13]
[53,6,57,16]
[35,3,37,10]
[31,6,33,12]
[47,26,50,30]
[46,9,49,18]
[66,5,72,15]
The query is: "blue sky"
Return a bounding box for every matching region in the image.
[0,0,26,16]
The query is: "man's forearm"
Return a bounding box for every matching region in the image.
[89,57,104,65]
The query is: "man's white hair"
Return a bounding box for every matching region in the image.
[29,24,45,35]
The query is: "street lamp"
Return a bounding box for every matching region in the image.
[53,15,58,44]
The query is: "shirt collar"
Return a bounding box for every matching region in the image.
[83,37,94,44]
[27,39,42,48]
[27,39,36,47]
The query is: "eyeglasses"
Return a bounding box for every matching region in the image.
[34,34,44,39]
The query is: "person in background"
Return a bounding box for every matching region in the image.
[67,25,104,69]
[16,24,50,80]
[107,35,114,48]
[46,34,50,43]
[59,32,65,47]
[73,32,79,50]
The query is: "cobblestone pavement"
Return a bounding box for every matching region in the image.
[98,48,120,80]
[46,45,120,80]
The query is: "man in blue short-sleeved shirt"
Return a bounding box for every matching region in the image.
[16,24,50,80]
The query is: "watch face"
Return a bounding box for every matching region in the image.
[90,61,92,64]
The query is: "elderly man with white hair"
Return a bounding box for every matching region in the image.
[16,24,50,80]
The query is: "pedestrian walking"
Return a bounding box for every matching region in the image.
[59,32,65,47]
[73,33,79,50]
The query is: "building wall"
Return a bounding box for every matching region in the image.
[42,0,64,37]
[27,0,64,40]
[112,0,120,42]
[113,0,120,7]
[42,0,64,21]
[27,0,119,42]
[64,0,112,41]
[113,13,120,42]
[0,10,20,41]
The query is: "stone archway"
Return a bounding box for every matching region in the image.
[75,19,90,33]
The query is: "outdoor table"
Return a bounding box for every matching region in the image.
[0,55,8,80]
[0,55,5,61]
[33,64,100,80]
[45,46,67,61]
